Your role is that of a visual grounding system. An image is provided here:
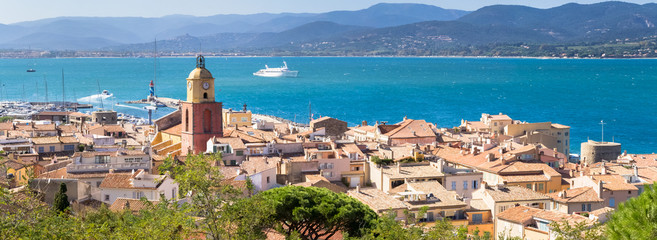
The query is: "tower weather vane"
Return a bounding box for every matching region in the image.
[196,55,205,68]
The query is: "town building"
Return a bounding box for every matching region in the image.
[495,205,593,240]
[471,184,552,218]
[223,104,252,128]
[548,187,605,214]
[99,169,177,205]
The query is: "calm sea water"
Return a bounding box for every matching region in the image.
[1,57,655,154]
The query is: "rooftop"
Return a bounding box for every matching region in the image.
[482,185,551,203]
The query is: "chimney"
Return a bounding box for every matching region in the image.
[396,162,401,174]
[553,148,559,158]
[561,190,567,198]
[109,168,115,174]
[436,158,444,173]
[403,116,408,121]
[362,120,368,126]
[243,103,247,112]
[597,180,604,198]
[486,153,495,162]
[633,164,639,178]
[601,162,607,175]
[356,185,360,193]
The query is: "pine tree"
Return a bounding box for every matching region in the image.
[53,182,69,212]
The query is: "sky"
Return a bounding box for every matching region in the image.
[1,0,655,24]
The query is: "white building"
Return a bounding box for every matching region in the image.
[67,149,151,173]
[99,169,178,205]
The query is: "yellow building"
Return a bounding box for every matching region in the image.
[223,104,252,128]
[2,160,40,186]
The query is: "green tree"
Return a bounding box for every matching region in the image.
[361,211,423,240]
[53,183,69,212]
[550,220,605,240]
[607,184,657,239]
[259,186,377,240]
[424,218,467,240]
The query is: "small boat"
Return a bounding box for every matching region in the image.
[27,69,36,72]
[77,90,113,103]
[253,61,298,77]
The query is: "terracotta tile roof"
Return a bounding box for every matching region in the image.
[2,160,25,170]
[590,207,614,216]
[294,179,347,193]
[380,163,444,179]
[103,125,126,133]
[109,198,159,212]
[497,205,543,224]
[30,136,62,145]
[592,175,638,191]
[354,125,376,133]
[34,124,56,131]
[0,122,13,131]
[348,187,407,212]
[498,206,591,226]
[468,199,490,210]
[161,123,181,135]
[57,124,78,134]
[483,185,551,202]
[489,114,511,121]
[383,119,436,139]
[240,156,278,175]
[99,169,163,189]
[60,136,79,144]
[211,137,246,149]
[400,181,467,210]
[620,154,657,167]
[548,187,603,203]
[551,123,570,129]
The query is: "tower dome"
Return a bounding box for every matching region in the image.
[188,55,213,79]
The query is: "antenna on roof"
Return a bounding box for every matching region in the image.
[600,120,606,143]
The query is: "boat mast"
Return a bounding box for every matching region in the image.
[43,75,48,102]
[97,79,104,109]
[153,38,157,98]
[61,69,65,109]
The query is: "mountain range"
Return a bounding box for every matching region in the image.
[2,1,657,55]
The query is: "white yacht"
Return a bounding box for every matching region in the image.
[253,61,298,77]
[77,90,113,103]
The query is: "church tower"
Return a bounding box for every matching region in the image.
[181,55,223,155]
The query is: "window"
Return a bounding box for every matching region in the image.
[463,181,468,190]
[538,183,544,191]
[322,171,333,178]
[500,205,508,213]
[565,132,569,136]
[104,195,110,201]
[236,150,243,156]
[96,182,101,187]
[266,176,270,184]
[241,117,247,122]
[587,204,591,211]
[472,180,478,189]
[64,145,75,151]
[494,122,497,126]
[628,191,632,194]
[203,92,208,99]
[451,181,456,190]
[232,117,237,122]
[554,202,560,210]
[49,146,55,152]
[526,184,532,189]
[172,188,177,200]
[609,197,616,207]
[557,132,561,135]
[472,214,483,224]
[230,160,236,166]
[38,147,44,153]
[185,109,189,132]
[581,204,587,211]
[557,140,561,143]
[95,155,110,164]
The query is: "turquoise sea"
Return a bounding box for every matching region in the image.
[1,57,655,154]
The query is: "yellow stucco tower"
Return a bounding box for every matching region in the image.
[186,56,216,103]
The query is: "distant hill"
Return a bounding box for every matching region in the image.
[0,3,468,50]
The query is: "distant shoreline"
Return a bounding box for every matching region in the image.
[3,55,657,60]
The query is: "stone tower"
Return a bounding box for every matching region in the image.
[180,55,223,155]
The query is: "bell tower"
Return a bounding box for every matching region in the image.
[181,55,223,155]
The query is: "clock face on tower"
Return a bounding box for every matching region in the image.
[203,82,210,90]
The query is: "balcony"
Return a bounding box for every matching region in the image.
[67,162,150,173]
